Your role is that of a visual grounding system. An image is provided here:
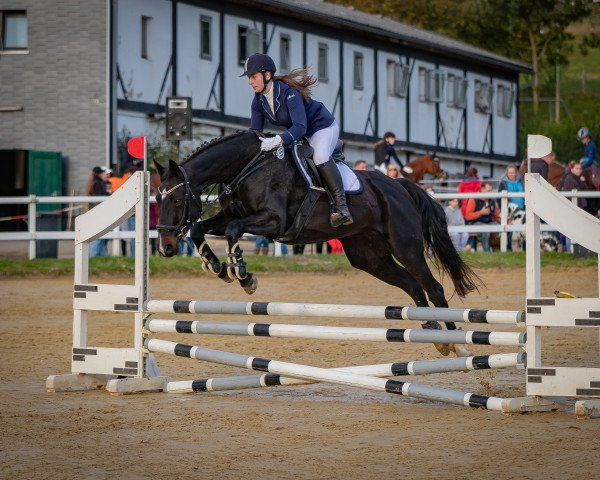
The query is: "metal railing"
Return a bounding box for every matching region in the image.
[1,191,599,259]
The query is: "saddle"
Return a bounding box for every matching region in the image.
[291,139,361,194]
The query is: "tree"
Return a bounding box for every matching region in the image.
[330,0,598,114]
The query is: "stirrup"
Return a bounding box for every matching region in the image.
[330,208,353,228]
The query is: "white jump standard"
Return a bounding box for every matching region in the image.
[167,353,525,393]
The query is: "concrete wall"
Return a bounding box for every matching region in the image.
[0,0,108,193]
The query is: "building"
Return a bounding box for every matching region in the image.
[0,0,532,194]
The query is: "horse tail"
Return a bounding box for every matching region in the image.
[400,180,481,297]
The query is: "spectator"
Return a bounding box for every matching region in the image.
[457,167,482,218]
[498,165,524,251]
[254,236,270,255]
[530,150,555,182]
[561,162,588,211]
[386,165,400,179]
[444,198,469,252]
[373,131,412,175]
[87,166,111,257]
[578,127,597,169]
[354,159,367,171]
[464,182,500,252]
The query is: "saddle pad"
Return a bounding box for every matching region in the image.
[292,143,362,194]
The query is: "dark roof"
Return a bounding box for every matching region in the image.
[248,0,532,74]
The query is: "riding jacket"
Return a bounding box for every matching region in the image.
[581,140,597,169]
[250,80,335,145]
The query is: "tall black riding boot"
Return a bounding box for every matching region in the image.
[317,160,354,227]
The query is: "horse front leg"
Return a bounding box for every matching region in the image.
[224,214,281,295]
[190,216,233,284]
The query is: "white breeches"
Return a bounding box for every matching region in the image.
[308,121,339,165]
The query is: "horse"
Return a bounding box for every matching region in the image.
[154,131,480,357]
[403,154,448,183]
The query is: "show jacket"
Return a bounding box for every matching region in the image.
[250,80,335,145]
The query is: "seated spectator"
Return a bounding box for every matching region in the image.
[498,165,524,251]
[354,159,367,171]
[458,167,482,218]
[561,162,588,211]
[444,198,469,252]
[464,181,500,252]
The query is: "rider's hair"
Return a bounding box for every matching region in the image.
[273,67,317,102]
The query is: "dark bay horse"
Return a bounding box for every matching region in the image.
[404,154,448,183]
[154,131,479,356]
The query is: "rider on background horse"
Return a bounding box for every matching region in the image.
[578,127,597,170]
[373,131,412,176]
[241,53,353,228]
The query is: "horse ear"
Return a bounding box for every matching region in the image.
[154,160,165,179]
[167,159,182,177]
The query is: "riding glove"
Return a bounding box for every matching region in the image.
[260,135,282,152]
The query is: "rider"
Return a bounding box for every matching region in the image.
[578,127,597,169]
[240,53,353,228]
[373,131,412,175]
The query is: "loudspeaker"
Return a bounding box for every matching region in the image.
[166,97,192,141]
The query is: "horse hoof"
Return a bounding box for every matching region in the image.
[451,345,473,358]
[421,320,441,330]
[433,343,451,356]
[240,275,258,295]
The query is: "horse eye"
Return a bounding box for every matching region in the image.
[173,198,182,206]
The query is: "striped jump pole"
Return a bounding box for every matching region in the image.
[166,352,525,393]
[145,338,521,411]
[145,319,526,347]
[145,300,524,325]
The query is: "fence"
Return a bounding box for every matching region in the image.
[1,191,599,259]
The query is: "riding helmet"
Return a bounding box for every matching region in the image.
[577,127,591,141]
[240,53,277,77]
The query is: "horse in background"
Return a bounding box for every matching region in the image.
[403,153,448,183]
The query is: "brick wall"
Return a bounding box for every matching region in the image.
[0,0,108,193]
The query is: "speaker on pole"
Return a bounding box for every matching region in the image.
[166,97,192,141]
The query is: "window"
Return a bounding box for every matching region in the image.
[386,61,410,98]
[141,15,151,59]
[279,34,290,73]
[353,52,363,90]
[496,84,515,118]
[447,74,468,109]
[1,10,28,50]
[318,43,328,82]
[474,80,494,114]
[418,68,445,103]
[200,16,211,60]
[238,25,262,64]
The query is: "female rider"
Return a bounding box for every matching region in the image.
[240,53,353,227]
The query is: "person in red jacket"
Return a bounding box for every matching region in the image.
[457,167,482,218]
[464,181,500,252]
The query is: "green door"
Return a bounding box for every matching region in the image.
[27,150,62,212]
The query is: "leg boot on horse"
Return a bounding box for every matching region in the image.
[317,159,353,227]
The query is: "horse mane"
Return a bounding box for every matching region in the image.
[179,130,252,165]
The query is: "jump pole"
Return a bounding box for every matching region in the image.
[166,352,525,393]
[145,319,525,346]
[146,339,543,412]
[145,300,524,325]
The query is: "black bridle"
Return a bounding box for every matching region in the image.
[156,165,203,239]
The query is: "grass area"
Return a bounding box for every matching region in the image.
[0,252,595,278]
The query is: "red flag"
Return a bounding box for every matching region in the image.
[127,136,145,159]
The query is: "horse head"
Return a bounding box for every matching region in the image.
[429,156,448,180]
[154,159,202,257]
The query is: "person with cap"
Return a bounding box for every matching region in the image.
[373,131,412,175]
[86,166,112,257]
[240,52,352,228]
[577,127,597,169]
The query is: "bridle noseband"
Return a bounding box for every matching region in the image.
[156,165,202,239]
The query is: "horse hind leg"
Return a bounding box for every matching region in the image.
[342,235,455,356]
